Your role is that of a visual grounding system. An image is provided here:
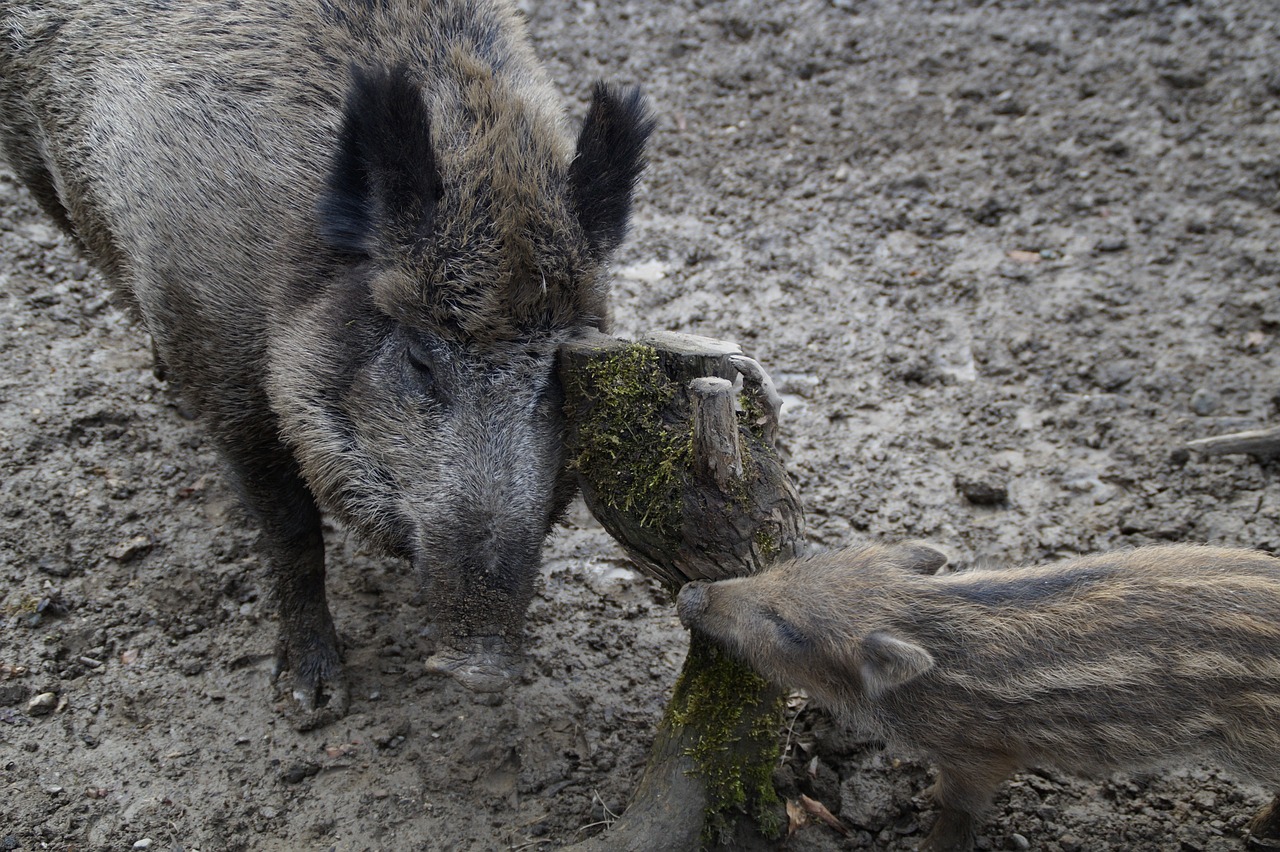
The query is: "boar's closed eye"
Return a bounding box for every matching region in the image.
[765,609,811,649]
[404,342,437,385]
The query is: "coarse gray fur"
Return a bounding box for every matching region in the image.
[0,0,654,726]
[678,543,1280,850]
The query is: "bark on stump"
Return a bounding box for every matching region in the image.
[558,329,805,850]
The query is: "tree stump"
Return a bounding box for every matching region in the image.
[558,329,806,849]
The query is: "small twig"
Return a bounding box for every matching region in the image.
[1187,425,1280,459]
[779,692,810,766]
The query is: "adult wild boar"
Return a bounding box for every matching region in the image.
[0,0,654,724]
[678,543,1280,851]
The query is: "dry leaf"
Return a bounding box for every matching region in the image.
[800,793,851,836]
[786,798,808,836]
[120,649,139,665]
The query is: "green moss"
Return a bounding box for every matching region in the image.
[567,344,692,545]
[753,527,780,564]
[670,635,786,846]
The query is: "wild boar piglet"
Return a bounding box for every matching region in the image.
[678,543,1280,851]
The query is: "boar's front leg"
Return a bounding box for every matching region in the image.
[224,443,348,729]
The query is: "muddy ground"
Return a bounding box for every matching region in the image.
[3,0,1280,849]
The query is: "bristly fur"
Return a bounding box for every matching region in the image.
[682,543,1280,851]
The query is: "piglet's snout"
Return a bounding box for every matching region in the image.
[676,581,710,629]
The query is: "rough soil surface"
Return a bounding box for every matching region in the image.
[3,1,1280,850]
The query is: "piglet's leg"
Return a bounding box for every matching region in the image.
[921,758,1011,852]
[1248,795,1280,848]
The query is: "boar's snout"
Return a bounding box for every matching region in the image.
[424,636,522,693]
[677,581,711,629]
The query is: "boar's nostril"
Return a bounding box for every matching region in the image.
[676,581,709,629]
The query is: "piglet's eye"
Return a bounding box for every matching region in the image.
[764,609,810,648]
[407,342,432,373]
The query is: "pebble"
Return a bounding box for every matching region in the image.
[133,840,153,850]
[1094,359,1137,391]
[1190,388,1219,416]
[0,684,29,707]
[1011,833,1031,850]
[281,762,320,784]
[1059,833,1083,852]
[954,473,1009,507]
[106,534,153,563]
[27,692,57,716]
[36,555,72,578]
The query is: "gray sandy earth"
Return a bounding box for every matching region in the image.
[3,0,1279,849]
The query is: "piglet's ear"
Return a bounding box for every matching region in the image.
[894,541,950,575]
[320,64,444,258]
[569,82,656,258]
[860,631,934,698]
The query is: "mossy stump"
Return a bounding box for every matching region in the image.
[558,329,805,850]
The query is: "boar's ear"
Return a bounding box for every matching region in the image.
[320,64,444,258]
[860,631,934,699]
[569,82,656,258]
[894,541,950,575]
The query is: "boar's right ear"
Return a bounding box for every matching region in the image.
[860,631,934,699]
[569,82,656,258]
[320,64,444,259]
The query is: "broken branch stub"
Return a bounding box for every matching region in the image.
[559,328,804,591]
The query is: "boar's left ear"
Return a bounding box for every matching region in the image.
[320,64,444,259]
[860,631,934,698]
[569,82,656,258]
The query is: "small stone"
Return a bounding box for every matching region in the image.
[36,556,72,578]
[133,840,153,850]
[106,535,153,563]
[955,473,1008,507]
[1095,237,1129,253]
[0,684,29,707]
[26,692,57,716]
[1059,833,1083,852]
[260,806,278,819]
[1094,359,1138,391]
[1011,833,1031,850]
[281,762,320,784]
[1190,388,1219,416]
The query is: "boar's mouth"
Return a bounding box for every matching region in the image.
[423,636,522,693]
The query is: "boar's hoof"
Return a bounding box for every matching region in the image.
[424,642,521,693]
[272,644,350,731]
